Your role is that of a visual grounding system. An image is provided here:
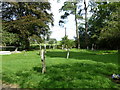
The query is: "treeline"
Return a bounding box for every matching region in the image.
[1,1,120,50]
[59,1,120,50]
[87,1,120,50]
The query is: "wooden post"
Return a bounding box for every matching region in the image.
[67,49,70,59]
[41,49,46,74]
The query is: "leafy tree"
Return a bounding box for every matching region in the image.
[98,2,120,49]
[29,35,43,44]
[2,2,53,50]
[88,2,120,49]
[48,38,57,45]
[60,35,75,59]
[60,36,75,49]
[59,1,83,49]
[1,29,19,46]
[83,0,89,48]
[48,38,57,49]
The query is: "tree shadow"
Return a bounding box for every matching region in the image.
[7,60,118,88]
[33,66,41,72]
[34,62,118,88]
[45,50,118,64]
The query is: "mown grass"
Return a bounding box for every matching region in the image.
[2,49,120,88]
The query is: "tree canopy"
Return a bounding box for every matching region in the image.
[60,36,75,49]
[1,1,120,50]
[59,1,83,49]
[2,2,53,50]
[88,2,120,49]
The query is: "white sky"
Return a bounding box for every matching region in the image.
[49,0,90,41]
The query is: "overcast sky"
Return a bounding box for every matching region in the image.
[49,0,90,41]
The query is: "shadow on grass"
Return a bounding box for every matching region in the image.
[33,66,41,72]
[46,50,118,64]
[10,61,119,88]
[2,49,119,88]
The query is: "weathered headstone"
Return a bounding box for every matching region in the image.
[91,44,94,50]
[87,46,89,50]
[62,45,64,49]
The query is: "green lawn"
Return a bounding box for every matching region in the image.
[2,49,120,88]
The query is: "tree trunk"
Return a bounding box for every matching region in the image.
[41,49,46,74]
[39,43,41,55]
[84,0,89,49]
[55,44,57,49]
[49,45,51,49]
[118,49,120,73]
[39,43,41,50]
[25,38,30,50]
[53,45,55,49]
[94,44,96,50]
[74,3,80,49]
